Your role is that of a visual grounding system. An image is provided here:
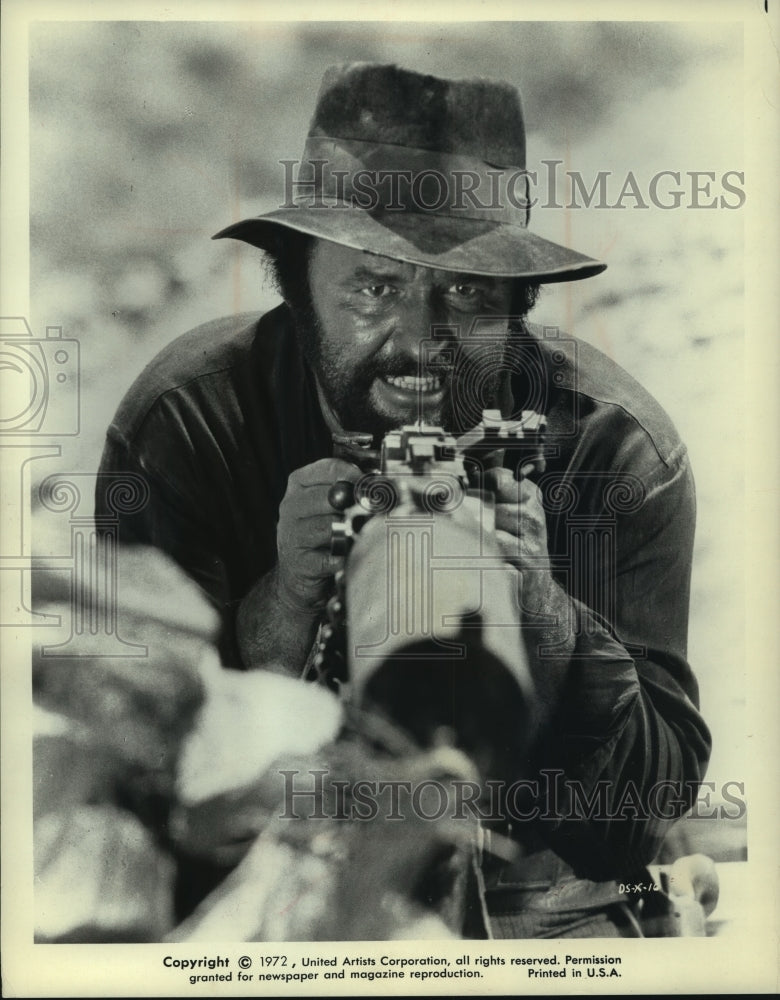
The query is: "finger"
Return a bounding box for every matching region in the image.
[517,456,546,479]
[494,529,522,565]
[289,458,362,488]
[291,544,344,581]
[297,549,345,581]
[495,496,547,535]
[494,529,544,570]
[482,467,521,502]
[515,477,545,511]
[489,468,542,499]
[286,513,340,548]
[323,552,346,576]
[494,502,522,538]
[288,485,349,518]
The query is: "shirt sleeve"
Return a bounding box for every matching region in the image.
[528,446,712,873]
[95,415,246,668]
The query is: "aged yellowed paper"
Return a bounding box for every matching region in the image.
[1,0,778,995]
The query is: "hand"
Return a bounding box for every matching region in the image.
[275,457,362,615]
[483,466,556,620]
[483,467,576,722]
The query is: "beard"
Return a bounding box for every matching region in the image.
[290,301,508,442]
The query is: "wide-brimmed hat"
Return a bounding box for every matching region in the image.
[213,63,606,283]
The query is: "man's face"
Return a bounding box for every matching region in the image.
[302,240,516,438]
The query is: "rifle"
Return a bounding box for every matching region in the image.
[309,409,547,785]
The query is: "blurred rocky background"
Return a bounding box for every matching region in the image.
[32,544,474,941]
[25,21,744,849]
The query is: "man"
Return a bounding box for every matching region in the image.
[96,63,711,937]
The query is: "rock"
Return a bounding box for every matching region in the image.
[176,669,343,806]
[33,707,122,818]
[33,645,204,800]
[34,805,175,942]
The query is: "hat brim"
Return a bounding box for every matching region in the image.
[212,207,605,284]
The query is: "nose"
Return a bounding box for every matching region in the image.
[389,286,457,367]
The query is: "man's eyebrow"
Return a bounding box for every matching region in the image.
[344,265,408,284]
[343,265,502,286]
[446,272,501,286]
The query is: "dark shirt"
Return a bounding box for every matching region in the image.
[96,303,711,906]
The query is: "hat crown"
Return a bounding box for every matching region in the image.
[310,62,526,168]
[212,62,606,283]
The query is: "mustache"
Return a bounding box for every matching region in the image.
[358,355,456,382]
[294,307,454,383]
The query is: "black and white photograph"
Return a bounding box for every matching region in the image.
[1,1,778,996]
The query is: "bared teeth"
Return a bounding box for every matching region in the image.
[385,375,442,391]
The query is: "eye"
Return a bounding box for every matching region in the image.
[450,283,482,300]
[360,284,396,299]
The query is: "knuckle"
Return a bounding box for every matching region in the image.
[334,459,362,481]
[520,479,542,501]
